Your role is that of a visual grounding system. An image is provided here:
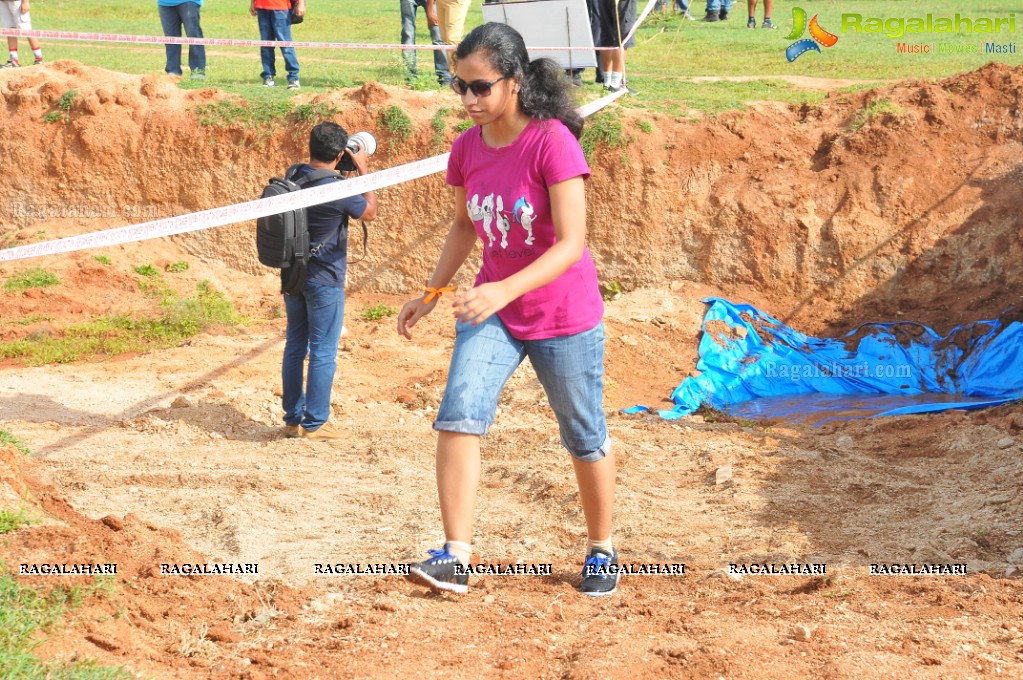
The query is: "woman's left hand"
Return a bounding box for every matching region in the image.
[453,282,514,326]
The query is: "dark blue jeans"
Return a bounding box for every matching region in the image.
[399,0,451,84]
[282,282,345,431]
[257,8,300,83]
[158,2,206,75]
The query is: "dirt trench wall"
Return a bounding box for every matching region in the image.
[2,61,1022,332]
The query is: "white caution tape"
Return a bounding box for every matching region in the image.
[0,0,658,51]
[0,27,618,52]
[0,90,627,264]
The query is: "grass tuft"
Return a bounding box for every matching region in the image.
[0,429,31,455]
[361,302,398,321]
[3,268,59,293]
[0,281,242,366]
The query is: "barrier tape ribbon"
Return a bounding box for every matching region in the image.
[0,0,658,51]
[0,27,616,52]
[0,89,627,264]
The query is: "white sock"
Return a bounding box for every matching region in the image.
[9,50,18,62]
[607,72,622,89]
[587,536,614,554]
[33,48,42,59]
[446,540,472,567]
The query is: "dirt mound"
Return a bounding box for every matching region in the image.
[2,62,1023,338]
[0,444,313,677]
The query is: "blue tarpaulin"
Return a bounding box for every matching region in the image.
[624,298,1023,425]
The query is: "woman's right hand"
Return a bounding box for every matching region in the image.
[397,296,438,339]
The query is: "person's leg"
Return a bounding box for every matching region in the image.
[281,291,310,427]
[433,316,524,537]
[428,23,451,84]
[436,431,481,543]
[269,10,300,85]
[400,0,418,78]
[586,0,604,83]
[256,9,276,80]
[437,0,471,44]
[527,323,616,593]
[761,0,775,28]
[526,324,613,540]
[299,282,344,431]
[572,452,616,543]
[158,4,183,75]
[179,2,205,75]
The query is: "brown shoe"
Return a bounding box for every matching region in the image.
[281,424,301,438]
[300,423,344,440]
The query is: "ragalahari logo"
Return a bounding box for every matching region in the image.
[785,7,839,62]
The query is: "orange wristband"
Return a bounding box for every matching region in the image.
[423,286,455,304]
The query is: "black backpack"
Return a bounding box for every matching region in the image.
[256,164,338,295]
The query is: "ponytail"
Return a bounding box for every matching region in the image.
[520,58,584,139]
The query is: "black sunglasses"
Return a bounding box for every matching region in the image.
[451,75,509,98]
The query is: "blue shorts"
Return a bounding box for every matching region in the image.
[434,315,611,462]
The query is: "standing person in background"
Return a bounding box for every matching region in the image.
[0,0,43,67]
[251,0,303,89]
[398,22,619,598]
[702,0,732,21]
[280,122,377,441]
[655,0,690,18]
[746,0,775,29]
[400,0,452,86]
[595,0,636,91]
[157,0,206,80]
[436,0,471,47]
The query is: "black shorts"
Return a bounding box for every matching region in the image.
[594,0,637,49]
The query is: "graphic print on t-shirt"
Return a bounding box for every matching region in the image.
[466,192,538,254]
[513,197,535,246]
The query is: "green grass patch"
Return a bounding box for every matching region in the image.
[453,119,474,133]
[91,255,111,265]
[361,302,398,321]
[848,97,906,132]
[431,107,451,150]
[9,315,55,327]
[133,264,160,277]
[194,96,295,135]
[580,110,627,161]
[0,509,37,535]
[0,569,133,679]
[636,119,653,134]
[165,261,190,273]
[291,100,340,125]
[0,281,242,366]
[379,105,414,151]
[599,280,623,301]
[3,268,59,293]
[0,429,31,456]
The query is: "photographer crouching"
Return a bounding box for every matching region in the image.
[281,122,378,440]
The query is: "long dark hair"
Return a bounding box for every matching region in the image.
[454,22,584,139]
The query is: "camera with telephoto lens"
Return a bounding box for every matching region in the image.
[337,131,377,172]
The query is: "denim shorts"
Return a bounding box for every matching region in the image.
[434,315,611,462]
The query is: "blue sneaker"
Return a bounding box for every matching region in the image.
[580,548,620,596]
[406,544,469,594]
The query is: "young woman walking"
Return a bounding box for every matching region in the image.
[396,21,619,597]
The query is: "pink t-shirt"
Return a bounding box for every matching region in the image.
[447,118,604,340]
